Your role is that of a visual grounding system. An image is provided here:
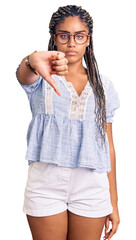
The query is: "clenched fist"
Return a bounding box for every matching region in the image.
[28,51,69,96]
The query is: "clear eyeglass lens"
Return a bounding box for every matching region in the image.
[57,34,87,44]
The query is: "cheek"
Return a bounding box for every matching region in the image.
[55,44,66,52]
[79,46,87,56]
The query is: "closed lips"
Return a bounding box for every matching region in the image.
[65,51,77,53]
[65,51,78,56]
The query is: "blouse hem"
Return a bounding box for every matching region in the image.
[26,159,111,173]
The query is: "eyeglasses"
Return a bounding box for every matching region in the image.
[55,33,90,45]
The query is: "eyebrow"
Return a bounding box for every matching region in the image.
[57,30,87,33]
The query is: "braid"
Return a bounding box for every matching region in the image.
[48,5,107,148]
[84,37,107,147]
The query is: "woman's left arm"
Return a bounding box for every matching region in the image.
[104,123,120,240]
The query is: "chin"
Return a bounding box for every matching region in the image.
[66,57,77,63]
[67,56,81,63]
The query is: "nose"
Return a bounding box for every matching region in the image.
[67,35,76,47]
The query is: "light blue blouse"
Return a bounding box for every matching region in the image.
[16,67,120,173]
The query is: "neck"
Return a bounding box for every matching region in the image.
[67,59,86,75]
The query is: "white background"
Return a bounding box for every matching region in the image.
[0,0,135,239]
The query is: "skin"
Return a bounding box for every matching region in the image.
[17,50,68,95]
[54,16,90,87]
[105,123,120,239]
[54,16,120,239]
[26,16,120,240]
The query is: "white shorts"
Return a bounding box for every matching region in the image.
[23,162,113,218]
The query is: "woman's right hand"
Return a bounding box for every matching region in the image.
[29,51,69,96]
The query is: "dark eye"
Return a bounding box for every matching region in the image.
[59,34,68,39]
[76,34,84,39]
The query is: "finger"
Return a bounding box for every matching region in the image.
[48,57,56,61]
[43,73,61,96]
[105,216,110,231]
[48,52,60,61]
[50,71,57,74]
[54,70,69,76]
[51,64,68,72]
[56,51,66,59]
[56,52,61,60]
[48,51,65,60]
[51,58,68,66]
[45,74,59,90]
[103,229,111,240]
[107,224,118,240]
[105,227,107,236]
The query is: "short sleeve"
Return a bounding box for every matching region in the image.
[16,64,43,98]
[106,78,120,123]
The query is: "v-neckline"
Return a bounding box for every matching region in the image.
[61,75,91,98]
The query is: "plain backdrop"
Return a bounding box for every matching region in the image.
[0,0,136,239]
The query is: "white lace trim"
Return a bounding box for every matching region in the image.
[45,75,109,120]
[45,82,53,114]
[61,76,92,120]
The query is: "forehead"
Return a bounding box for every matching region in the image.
[55,16,89,33]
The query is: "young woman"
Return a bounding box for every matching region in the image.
[16,5,120,240]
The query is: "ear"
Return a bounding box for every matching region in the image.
[86,41,89,47]
[86,35,90,47]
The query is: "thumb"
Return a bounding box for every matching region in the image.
[44,73,61,96]
[48,51,65,60]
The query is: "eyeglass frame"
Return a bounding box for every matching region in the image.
[54,33,90,45]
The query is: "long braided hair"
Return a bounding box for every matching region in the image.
[48,5,107,148]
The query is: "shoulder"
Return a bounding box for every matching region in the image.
[100,74,111,91]
[100,74,118,99]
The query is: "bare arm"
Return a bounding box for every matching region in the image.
[104,123,120,239]
[16,51,69,95]
[107,123,118,206]
[16,54,39,85]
